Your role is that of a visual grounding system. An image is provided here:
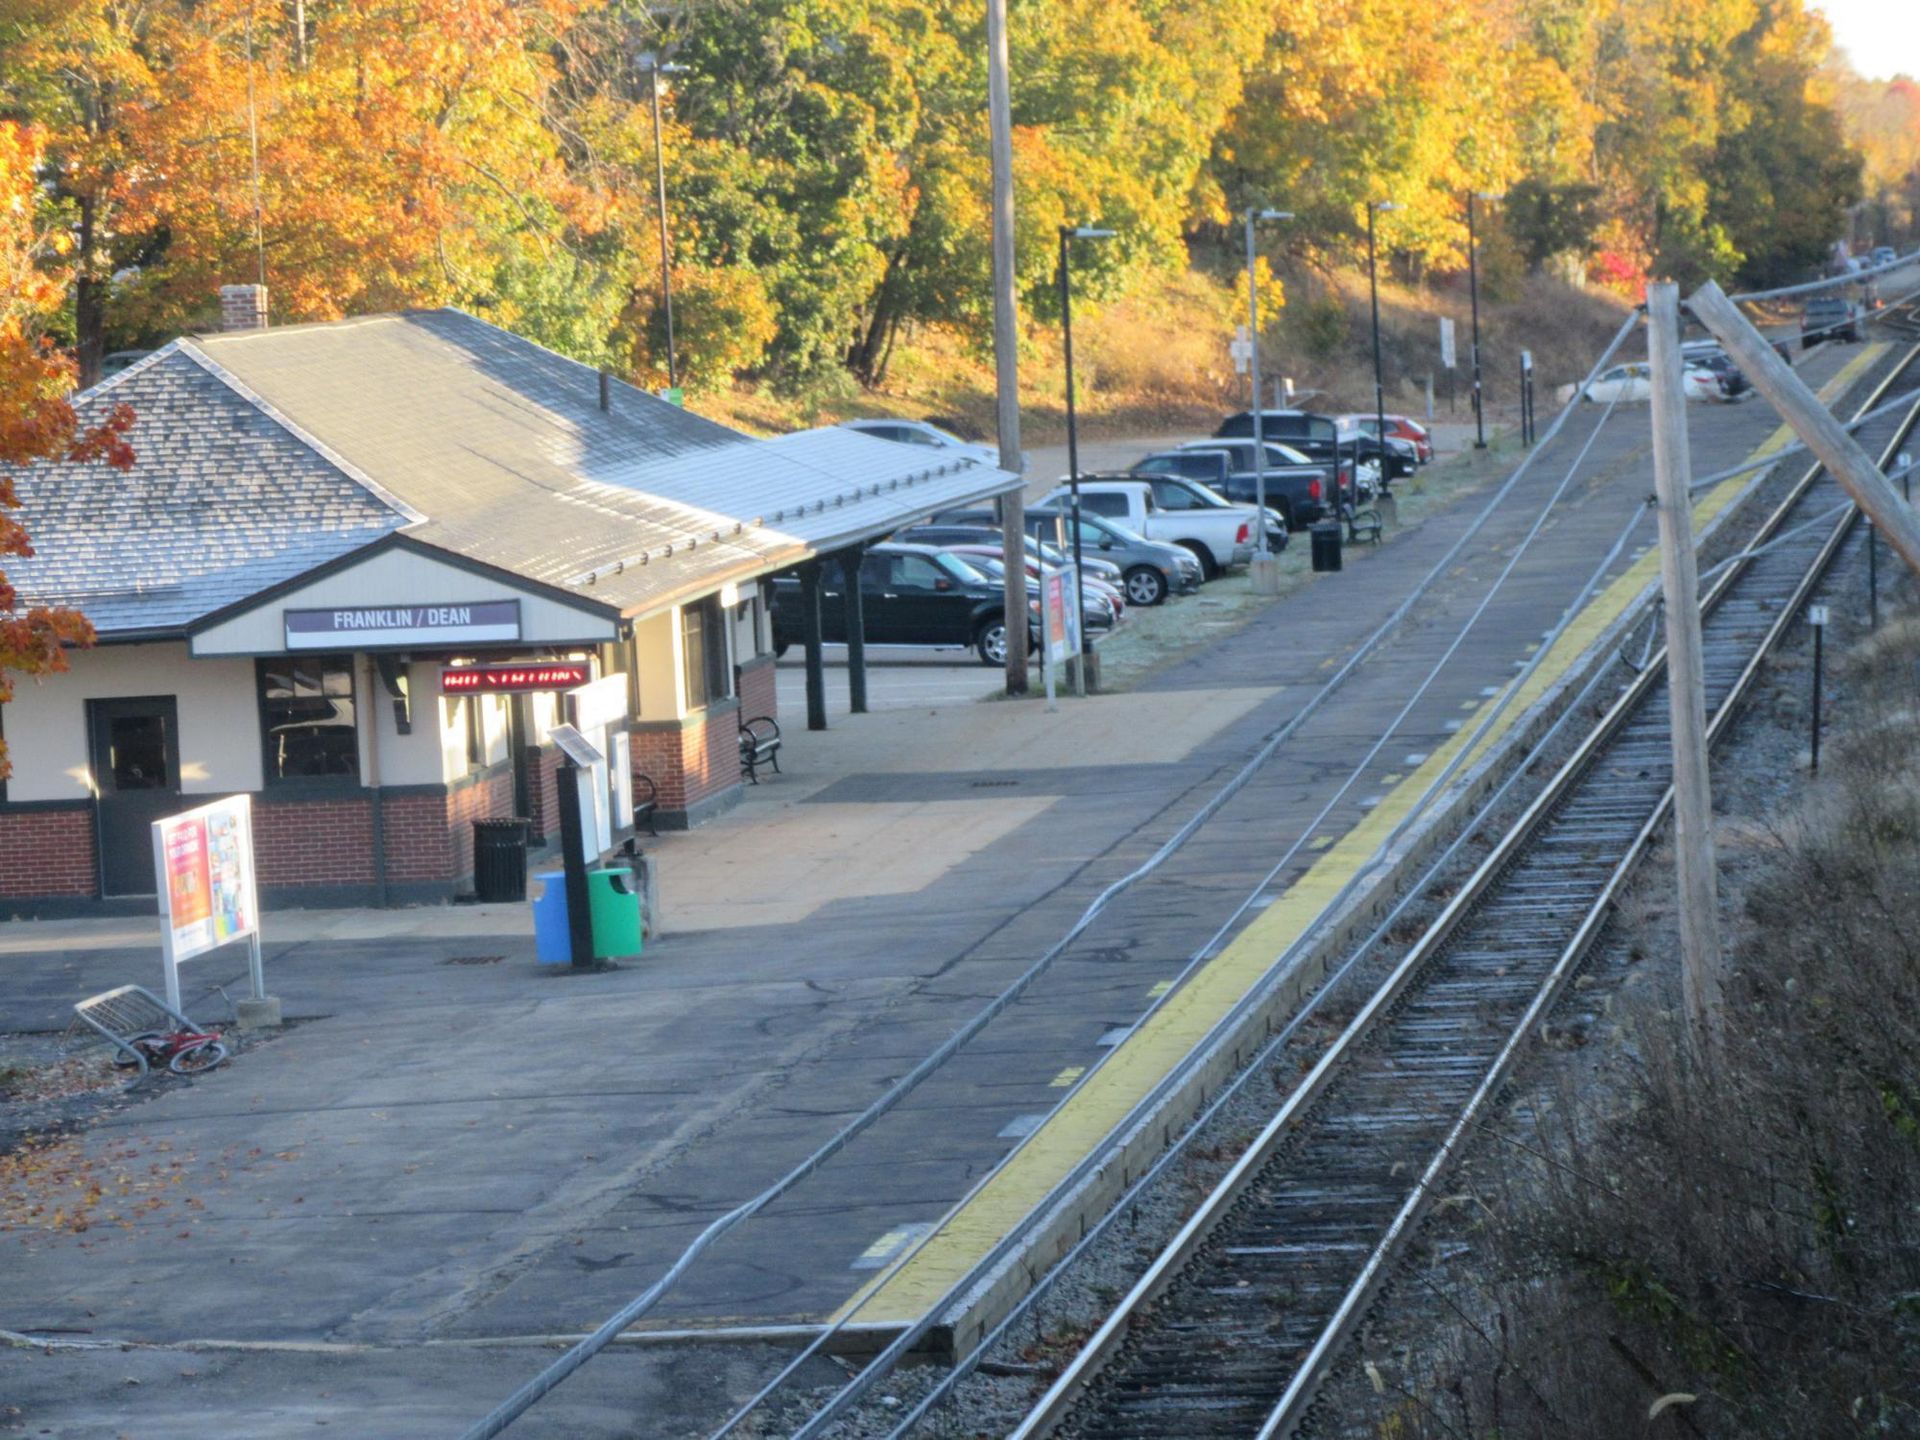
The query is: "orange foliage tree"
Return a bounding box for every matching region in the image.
[0,120,133,780]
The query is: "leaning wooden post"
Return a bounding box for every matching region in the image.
[1688,280,1920,574]
[1648,282,1727,1064]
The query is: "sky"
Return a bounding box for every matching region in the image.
[1815,0,1920,81]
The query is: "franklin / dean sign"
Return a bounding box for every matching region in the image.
[284,600,522,650]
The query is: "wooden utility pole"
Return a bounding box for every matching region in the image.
[1647,282,1727,1062]
[987,0,1028,695]
[1689,281,1920,575]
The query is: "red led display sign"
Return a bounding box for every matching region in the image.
[441,662,592,694]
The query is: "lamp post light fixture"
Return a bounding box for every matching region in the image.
[1367,200,1399,494]
[1245,207,1293,594]
[1059,223,1115,695]
[635,52,689,396]
[1467,190,1504,449]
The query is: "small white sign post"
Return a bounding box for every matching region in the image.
[1438,316,1457,371]
[152,794,272,1022]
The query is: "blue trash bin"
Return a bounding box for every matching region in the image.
[530,870,571,965]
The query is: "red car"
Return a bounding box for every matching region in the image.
[1341,413,1434,465]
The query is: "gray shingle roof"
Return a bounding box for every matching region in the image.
[6,350,403,634]
[9,308,1023,637]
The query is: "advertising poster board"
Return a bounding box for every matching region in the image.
[1043,569,1071,666]
[152,795,263,1011]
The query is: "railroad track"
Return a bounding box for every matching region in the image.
[1009,340,1920,1440]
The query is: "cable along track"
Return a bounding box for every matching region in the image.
[1015,342,1920,1440]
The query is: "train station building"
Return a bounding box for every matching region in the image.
[0,295,1019,914]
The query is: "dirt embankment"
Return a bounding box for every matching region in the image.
[1321,588,1920,1437]
[698,264,1631,447]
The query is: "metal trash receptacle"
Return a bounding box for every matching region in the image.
[586,867,644,959]
[1310,521,1344,574]
[473,817,532,902]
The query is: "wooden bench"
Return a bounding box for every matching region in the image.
[73,984,200,1088]
[739,715,783,783]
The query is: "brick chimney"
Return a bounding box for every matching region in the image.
[218,284,269,331]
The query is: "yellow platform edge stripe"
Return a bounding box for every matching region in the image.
[843,345,1886,1324]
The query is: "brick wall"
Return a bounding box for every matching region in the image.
[254,793,375,887]
[381,790,452,883]
[444,766,515,880]
[737,656,778,725]
[0,806,97,898]
[527,745,564,841]
[629,702,744,819]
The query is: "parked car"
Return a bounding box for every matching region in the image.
[1870,245,1898,268]
[1333,420,1420,478]
[901,521,1123,587]
[1169,438,1354,526]
[1337,413,1434,465]
[1122,451,1293,546]
[838,417,1006,469]
[1036,477,1257,578]
[919,507,1203,606]
[769,542,1021,665]
[1141,440,1342,530]
[1800,295,1861,347]
[1680,342,1750,398]
[942,544,1126,615]
[1578,361,1724,403]
[950,551,1119,636]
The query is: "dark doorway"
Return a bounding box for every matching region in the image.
[88,696,182,897]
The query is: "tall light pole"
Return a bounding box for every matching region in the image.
[986,0,1027,696]
[1467,190,1503,450]
[1245,207,1293,595]
[1060,223,1114,696]
[1367,200,1398,495]
[636,53,688,397]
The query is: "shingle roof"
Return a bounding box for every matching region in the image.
[10,308,1023,637]
[5,350,403,634]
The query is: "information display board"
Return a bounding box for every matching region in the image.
[151,795,264,1011]
[442,662,591,694]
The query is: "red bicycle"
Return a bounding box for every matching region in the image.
[111,1025,229,1076]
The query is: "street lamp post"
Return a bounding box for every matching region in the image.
[1467,190,1504,450]
[1059,224,1114,697]
[636,53,689,396]
[1367,200,1398,495]
[1245,207,1293,595]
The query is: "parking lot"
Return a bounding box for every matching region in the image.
[774,644,1006,723]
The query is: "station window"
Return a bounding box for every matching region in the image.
[258,656,359,783]
[682,597,733,710]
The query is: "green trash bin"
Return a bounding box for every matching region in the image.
[586,866,644,959]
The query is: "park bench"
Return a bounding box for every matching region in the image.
[73,984,201,1088]
[1343,503,1385,546]
[739,715,783,784]
[633,772,659,836]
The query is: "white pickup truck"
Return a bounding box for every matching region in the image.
[1039,476,1261,579]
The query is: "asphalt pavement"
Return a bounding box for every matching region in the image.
[0,339,1899,1438]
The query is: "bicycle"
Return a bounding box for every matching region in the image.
[110,1024,229,1076]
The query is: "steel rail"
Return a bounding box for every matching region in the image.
[1254,352,1920,1440]
[1010,341,1920,1440]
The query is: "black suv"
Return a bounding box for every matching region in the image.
[1216,408,1414,483]
[769,543,1019,666]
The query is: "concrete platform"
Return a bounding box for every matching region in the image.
[0,342,1896,1435]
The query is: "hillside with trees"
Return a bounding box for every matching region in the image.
[0,0,1898,404]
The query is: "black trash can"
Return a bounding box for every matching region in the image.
[1310,521,1344,573]
[473,818,532,902]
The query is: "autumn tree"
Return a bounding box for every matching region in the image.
[0,120,132,780]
